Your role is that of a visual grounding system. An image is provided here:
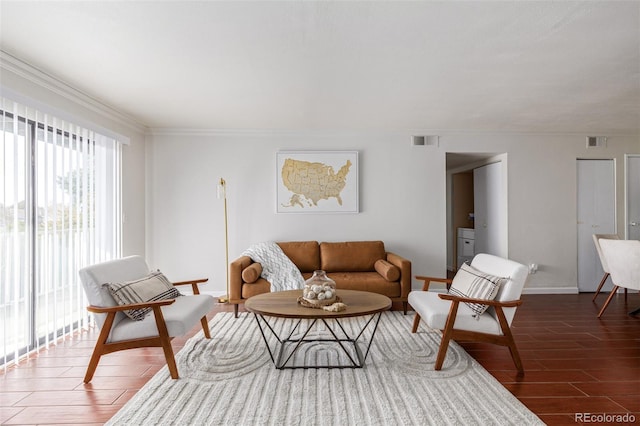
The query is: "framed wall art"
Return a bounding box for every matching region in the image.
[276,150,359,213]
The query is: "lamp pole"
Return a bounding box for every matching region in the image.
[217,178,229,303]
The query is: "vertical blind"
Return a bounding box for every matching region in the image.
[0,96,122,369]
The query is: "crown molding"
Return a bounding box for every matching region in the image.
[147,126,640,138]
[0,50,147,133]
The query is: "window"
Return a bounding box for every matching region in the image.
[1,97,122,368]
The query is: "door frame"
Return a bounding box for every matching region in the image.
[625,154,640,240]
[446,153,508,272]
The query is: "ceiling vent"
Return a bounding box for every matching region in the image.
[586,136,607,148]
[412,135,439,147]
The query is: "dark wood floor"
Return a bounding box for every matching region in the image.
[1,292,638,425]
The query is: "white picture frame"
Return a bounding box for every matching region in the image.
[276,150,359,214]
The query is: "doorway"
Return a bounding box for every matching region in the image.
[447,153,508,272]
[576,159,616,292]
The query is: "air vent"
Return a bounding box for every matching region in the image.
[412,136,425,146]
[586,136,607,148]
[412,135,439,147]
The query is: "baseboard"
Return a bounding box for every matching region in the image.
[522,287,579,295]
[204,290,226,297]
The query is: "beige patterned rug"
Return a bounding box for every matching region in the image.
[107,311,543,425]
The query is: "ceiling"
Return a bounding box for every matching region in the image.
[1,1,639,134]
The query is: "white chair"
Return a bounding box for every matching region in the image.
[592,234,622,301]
[79,255,214,383]
[597,239,640,318]
[409,254,528,373]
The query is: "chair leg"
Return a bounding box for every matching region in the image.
[495,306,524,374]
[152,306,179,379]
[403,301,408,315]
[84,312,117,383]
[435,301,460,371]
[597,285,620,318]
[411,313,421,333]
[201,316,211,339]
[435,330,453,371]
[234,303,239,318]
[84,351,102,384]
[592,273,610,301]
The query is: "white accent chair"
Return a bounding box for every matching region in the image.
[79,255,214,383]
[409,254,528,373]
[597,239,640,318]
[592,234,622,301]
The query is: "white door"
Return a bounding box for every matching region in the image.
[474,162,506,257]
[577,159,616,292]
[626,155,640,240]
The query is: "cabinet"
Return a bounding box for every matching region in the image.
[457,227,475,268]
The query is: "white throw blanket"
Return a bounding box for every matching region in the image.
[242,241,304,292]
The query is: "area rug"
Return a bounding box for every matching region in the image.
[107,311,543,425]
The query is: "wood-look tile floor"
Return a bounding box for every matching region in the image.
[1,293,638,425]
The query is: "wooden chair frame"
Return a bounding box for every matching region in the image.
[597,284,623,318]
[412,276,524,374]
[84,279,211,383]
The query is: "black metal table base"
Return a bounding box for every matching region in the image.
[253,313,383,369]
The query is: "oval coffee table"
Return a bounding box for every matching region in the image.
[245,289,391,369]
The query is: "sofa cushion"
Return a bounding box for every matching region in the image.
[242,272,314,299]
[320,241,386,272]
[242,263,262,283]
[374,259,400,281]
[104,271,182,321]
[449,263,506,316]
[278,241,320,272]
[328,272,400,298]
[241,278,271,299]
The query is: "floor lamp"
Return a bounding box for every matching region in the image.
[217,178,229,303]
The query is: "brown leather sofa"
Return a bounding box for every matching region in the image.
[229,240,411,317]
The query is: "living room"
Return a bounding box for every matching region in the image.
[1,1,639,425]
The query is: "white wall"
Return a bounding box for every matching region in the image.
[0,67,147,257]
[445,133,639,293]
[5,59,639,296]
[147,131,639,295]
[146,131,444,292]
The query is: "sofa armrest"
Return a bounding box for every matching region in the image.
[229,255,254,302]
[386,252,412,299]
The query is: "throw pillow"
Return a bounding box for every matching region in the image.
[374,259,400,282]
[449,263,507,317]
[104,271,181,321]
[242,262,263,283]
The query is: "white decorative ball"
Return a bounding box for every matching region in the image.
[306,291,317,300]
[324,290,333,299]
[311,285,323,293]
[317,292,326,300]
